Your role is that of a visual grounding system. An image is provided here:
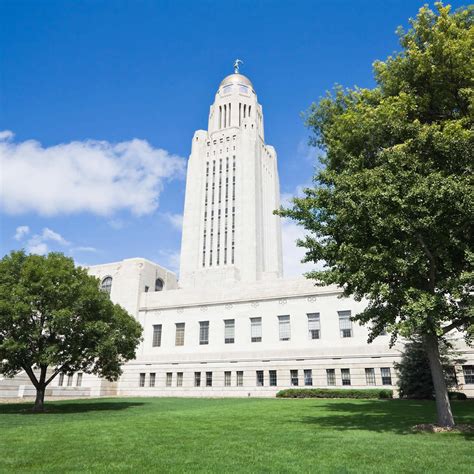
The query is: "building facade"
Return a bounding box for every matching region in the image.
[2,67,473,399]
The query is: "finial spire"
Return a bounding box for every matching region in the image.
[233,59,243,74]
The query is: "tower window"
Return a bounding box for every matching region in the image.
[155,278,164,291]
[100,276,112,294]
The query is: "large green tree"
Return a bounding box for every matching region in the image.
[0,251,143,412]
[279,3,473,427]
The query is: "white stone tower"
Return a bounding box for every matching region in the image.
[179,61,283,288]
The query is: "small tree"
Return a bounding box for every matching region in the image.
[0,251,143,412]
[394,338,459,399]
[278,4,473,426]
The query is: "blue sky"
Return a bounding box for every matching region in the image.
[0,0,465,276]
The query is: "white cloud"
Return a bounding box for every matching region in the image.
[0,131,185,217]
[108,218,126,230]
[163,212,183,231]
[71,246,97,253]
[158,249,180,274]
[280,185,326,278]
[14,225,30,241]
[26,227,70,255]
[0,130,14,141]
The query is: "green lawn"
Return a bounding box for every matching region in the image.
[1,397,472,473]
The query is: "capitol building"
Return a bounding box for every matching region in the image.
[3,66,473,399]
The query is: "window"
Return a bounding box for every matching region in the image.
[149,373,156,387]
[155,278,164,291]
[76,373,83,387]
[307,313,320,339]
[151,324,163,347]
[380,367,392,385]
[290,370,299,386]
[67,374,73,387]
[341,369,351,386]
[338,311,353,338]
[365,368,376,386]
[279,315,291,341]
[225,371,231,387]
[175,323,185,346]
[206,371,213,387]
[58,373,64,387]
[139,373,146,387]
[236,371,243,387]
[144,285,149,293]
[224,319,235,344]
[177,372,183,387]
[326,369,336,386]
[200,321,209,345]
[100,276,112,294]
[463,365,474,384]
[304,369,313,386]
[269,370,277,386]
[256,370,264,386]
[194,372,201,387]
[166,372,172,387]
[250,317,262,342]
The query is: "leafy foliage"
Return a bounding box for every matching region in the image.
[0,251,143,408]
[278,3,473,426]
[276,388,393,399]
[280,3,473,344]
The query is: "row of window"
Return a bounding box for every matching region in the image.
[100,277,164,295]
[57,372,83,387]
[138,368,394,388]
[152,311,355,347]
[202,156,236,267]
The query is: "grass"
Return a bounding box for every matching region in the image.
[1,397,473,473]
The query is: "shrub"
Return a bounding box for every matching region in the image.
[276,388,393,399]
[448,391,468,401]
[394,338,461,399]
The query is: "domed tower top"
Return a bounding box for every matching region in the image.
[219,73,253,89]
[208,59,263,135]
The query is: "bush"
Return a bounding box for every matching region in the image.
[394,338,461,399]
[276,388,393,399]
[448,391,468,400]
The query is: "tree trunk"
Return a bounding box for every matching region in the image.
[424,333,455,427]
[33,386,45,413]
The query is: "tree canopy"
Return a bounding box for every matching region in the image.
[0,251,143,411]
[279,3,473,426]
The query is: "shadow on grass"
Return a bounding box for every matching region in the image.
[0,400,145,415]
[299,400,474,439]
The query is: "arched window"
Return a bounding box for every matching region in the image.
[155,278,164,292]
[100,276,112,294]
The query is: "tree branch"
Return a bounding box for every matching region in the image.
[22,365,39,389]
[45,367,64,387]
[442,321,462,335]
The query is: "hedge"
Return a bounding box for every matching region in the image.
[448,391,468,400]
[276,388,393,399]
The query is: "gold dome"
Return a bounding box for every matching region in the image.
[219,73,253,89]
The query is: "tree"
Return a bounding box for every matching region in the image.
[278,3,473,427]
[394,338,460,399]
[0,251,143,412]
